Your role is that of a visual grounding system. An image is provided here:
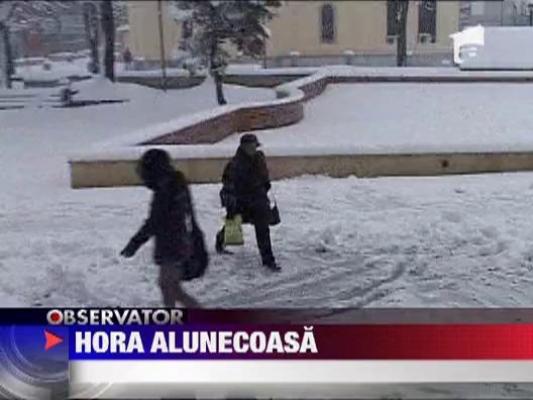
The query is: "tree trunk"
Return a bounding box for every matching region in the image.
[83,3,100,74]
[209,39,227,105]
[4,25,14,81]
[214,71,226,105]
[100,0,115,82]
[0,22,13,88]
[207,3,227,106]
[396,0,409,67]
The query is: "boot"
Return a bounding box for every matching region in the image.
[263,259,281,272]
[215,229,224,253]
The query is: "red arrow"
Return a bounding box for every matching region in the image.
[44,330,63,351]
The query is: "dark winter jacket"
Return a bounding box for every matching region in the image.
[220,147,271,218]
[124,170,195,265]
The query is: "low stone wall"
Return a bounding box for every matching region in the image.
[143,73,330,146]
[223,74,310,88]
[298,76,331,101]
[116,75,206,89]
[224,72,533,88]
[265,53,453,68]
[70,151,533,188]
[142,111,237,145]
[145,99,305,146]
[334,75,533,83]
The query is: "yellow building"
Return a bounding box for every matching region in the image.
[125,0,186,68]
[267,1,460,66]
[126,1,460,67]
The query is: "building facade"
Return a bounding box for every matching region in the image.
[265,0,460,66]
[124,0,188,69]
[126,0,462,68]
[459,0,533,29]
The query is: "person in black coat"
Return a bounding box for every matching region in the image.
[120,149,202,307]
[216,134,279,271]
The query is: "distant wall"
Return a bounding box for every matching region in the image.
[265,53,454,68]
[223,74,310,88]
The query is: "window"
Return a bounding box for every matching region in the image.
[321,3,336,43]
[418,0,437,43]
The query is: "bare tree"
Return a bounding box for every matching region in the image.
[396,0,409,67]
[100,0,114,81]
[82,1,99,74]
[82,0,126,80]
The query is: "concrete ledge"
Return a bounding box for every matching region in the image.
[334,75,533,83]
[224,68,533,87]
[70,151,533,188]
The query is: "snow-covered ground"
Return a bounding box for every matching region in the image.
[4,167,533,308]
[0,78,273,305]
[3,76,533,309]
[14,57,204,84]
[14,58,93,83]
[221,83,533,153]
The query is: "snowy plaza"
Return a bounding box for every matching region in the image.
[5,0,533,314]
[4,70,533,309]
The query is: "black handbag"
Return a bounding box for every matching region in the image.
[182,224,209,281]
[269,195,281,226]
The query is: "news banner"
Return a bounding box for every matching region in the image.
[4,308,533,398]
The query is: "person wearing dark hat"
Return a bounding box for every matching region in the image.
[120,148,206,307]
[216,134,279,271]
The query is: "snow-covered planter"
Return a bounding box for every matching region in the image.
[69,66,533,188]
[223,65,319,87]
[80,67,533,148]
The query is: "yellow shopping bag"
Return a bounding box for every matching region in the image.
[224,214,244,246]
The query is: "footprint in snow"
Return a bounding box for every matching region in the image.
[441,210,462,223]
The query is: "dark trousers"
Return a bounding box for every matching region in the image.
[218,203,275,265]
